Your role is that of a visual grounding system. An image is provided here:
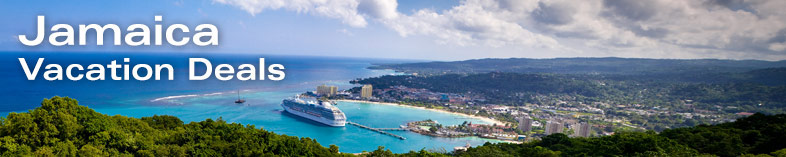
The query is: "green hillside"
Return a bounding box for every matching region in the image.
[457,113,786,157]
[0,96,349,156]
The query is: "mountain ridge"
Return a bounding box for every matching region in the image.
[370,57,786,75]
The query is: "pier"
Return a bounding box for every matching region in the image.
[347,121,407,140]
[377,128,409,131]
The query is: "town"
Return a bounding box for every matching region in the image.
[310,83,748,145]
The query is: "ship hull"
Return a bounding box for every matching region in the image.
[282,104,346,127]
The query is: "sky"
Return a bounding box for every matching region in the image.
[1,0,786,61]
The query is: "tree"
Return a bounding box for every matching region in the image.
[366,146,394,157]
[329,144,339,153]
[771,148,786,157]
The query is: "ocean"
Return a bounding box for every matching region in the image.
[0,51,499,153]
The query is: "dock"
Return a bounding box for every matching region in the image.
[377,128,409,131]
[347,121,407,140]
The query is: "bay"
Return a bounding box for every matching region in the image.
[0,52,499,153]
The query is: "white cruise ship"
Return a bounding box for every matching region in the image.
[281,96,346,127]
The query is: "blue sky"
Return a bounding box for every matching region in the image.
[1,0,785,61]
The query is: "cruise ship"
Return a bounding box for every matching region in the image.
[281,96,346,127]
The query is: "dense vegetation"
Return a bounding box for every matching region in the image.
[370,57,786,76]
[1,97,785,156]
[0,96,348,156]
[354,72,786,113]
[456,113,786,157]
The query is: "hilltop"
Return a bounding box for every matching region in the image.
[370,57,786,75]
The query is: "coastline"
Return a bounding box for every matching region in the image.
[336,99,507,126]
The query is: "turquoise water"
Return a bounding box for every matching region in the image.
[95,94,498,153]
[0,52,498,153]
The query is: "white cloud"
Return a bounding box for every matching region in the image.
[215,0,786,60]
[369,0,568,51]
[771,42,786,52]
[357,0,398,19]
[213,0,368,27]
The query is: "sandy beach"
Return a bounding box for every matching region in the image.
[336,99,507,125]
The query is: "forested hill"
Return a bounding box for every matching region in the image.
[0,97,349,156]
[370,57,786,75]
[456,113,786,157]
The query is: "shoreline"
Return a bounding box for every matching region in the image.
[336,99,507,126]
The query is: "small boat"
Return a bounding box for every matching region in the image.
[235,90,246,104]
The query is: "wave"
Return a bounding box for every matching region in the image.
[203,92,224,96]
[150,94,200,102]
[149,89,250,102]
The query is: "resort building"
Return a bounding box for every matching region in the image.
[518,116,533,133]
[361,84,373,98]
[317,84,337,97]
[545,121,563,135]
[572,123,591,137]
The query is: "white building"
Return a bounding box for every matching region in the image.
[518,116,533,133]
[545,121,563,135]
[361,84,373,98]
[572,123,591,137]
[317,84,337,96]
